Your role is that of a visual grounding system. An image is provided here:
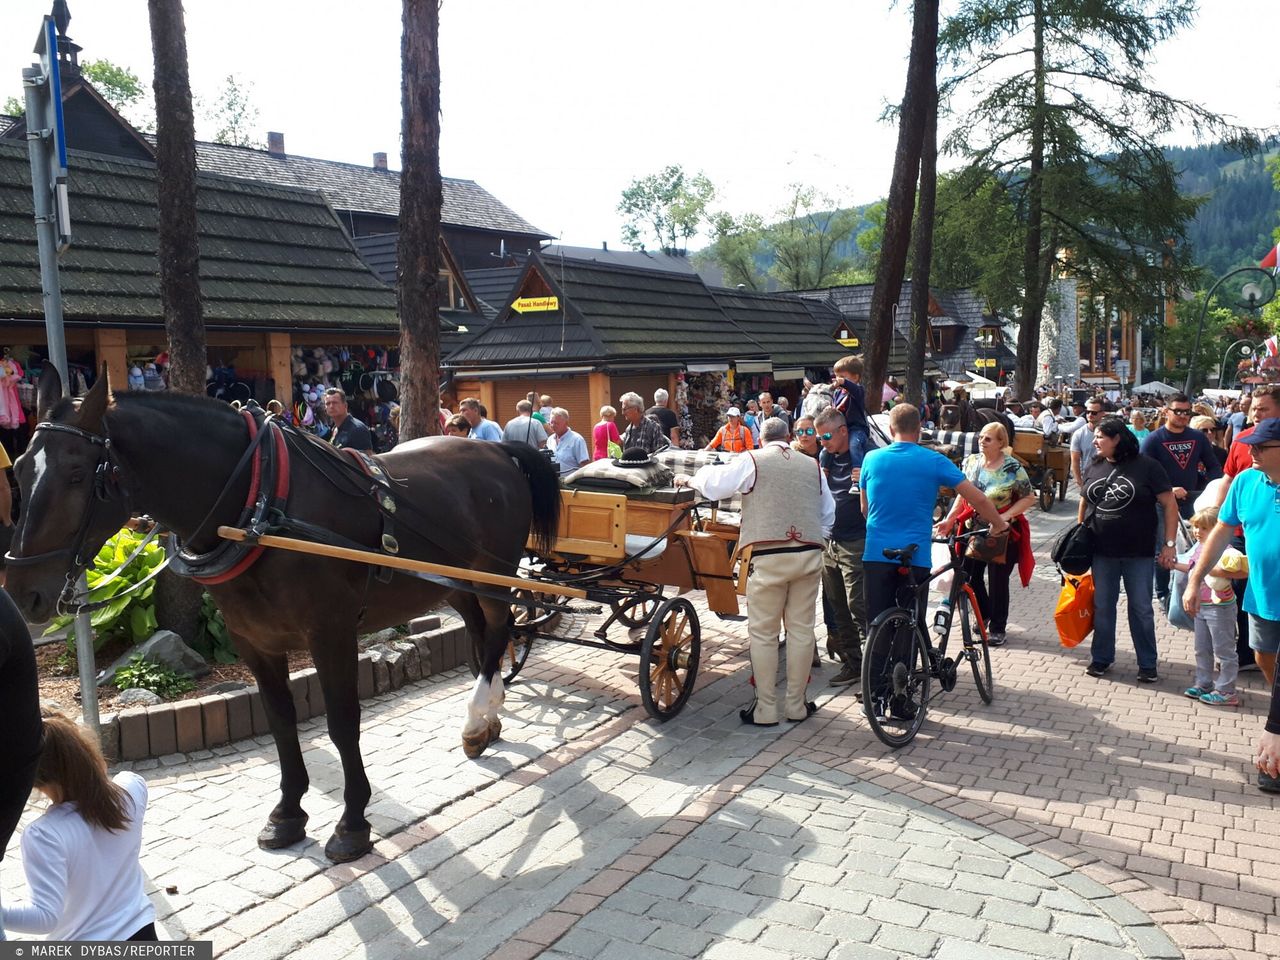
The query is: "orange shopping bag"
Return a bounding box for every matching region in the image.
[1054,573,1095,648]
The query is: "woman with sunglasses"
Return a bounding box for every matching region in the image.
[790,416,820,459]
[937,422,1036,646]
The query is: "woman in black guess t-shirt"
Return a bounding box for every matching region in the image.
[1078,417,1179,683]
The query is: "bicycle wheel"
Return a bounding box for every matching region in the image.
[958,586,994,704]
[860,610,932,749]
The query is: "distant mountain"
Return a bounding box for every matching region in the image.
[1167,142,1279,277]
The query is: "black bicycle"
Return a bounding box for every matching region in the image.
[860,527,995,748]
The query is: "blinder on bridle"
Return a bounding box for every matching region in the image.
[3,420,128,612]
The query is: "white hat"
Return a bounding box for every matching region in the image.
[727,406,742,417]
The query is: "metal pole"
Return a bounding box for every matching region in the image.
[23,65,99,735]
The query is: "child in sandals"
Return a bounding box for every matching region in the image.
[1174,507,1248,706]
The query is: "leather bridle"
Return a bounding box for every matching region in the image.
[3,420,128,613]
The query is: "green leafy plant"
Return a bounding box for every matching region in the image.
[192,591,238,664]
[44,527,164,650]
[113,654,195,699]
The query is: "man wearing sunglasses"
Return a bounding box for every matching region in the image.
[1184,419,1280,793]
[1070,398,1106,491]
[1141,392,1222,605]
[814,408,868,686]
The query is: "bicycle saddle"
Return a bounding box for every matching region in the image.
[881,543,919,564]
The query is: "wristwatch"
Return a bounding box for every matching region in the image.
[1164,540,1176,548]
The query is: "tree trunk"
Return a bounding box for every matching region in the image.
[1014,0,1048,401]
[147,0,206,641]
[867,0,939,405]
[397,0,443,441]
[906,74,938,407]
[147,0,205,396]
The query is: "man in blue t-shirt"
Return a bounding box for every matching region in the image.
[459,397,503,442]
[860,404,1007,720]
[816,407,867,687]
[1184,418,1280,793]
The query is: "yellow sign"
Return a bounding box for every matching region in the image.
[511,296,559,313]
[974,358,996,369]
[837,337,860,348]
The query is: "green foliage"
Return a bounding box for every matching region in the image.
[44,527,163,651]
[112,654,195,699]
[207,74,262,148]
[1157,293,1273,391]
[2,95,22,117]
[926,169,1022,316]
[702,211,767,289]
[768,186,863,290]
[191,591,238,664]
[940,0,1250,388]
[82,59,145,113]
[618,164,714,254]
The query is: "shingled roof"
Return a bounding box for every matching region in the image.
[0,140,411,332]
[464,266,525,320]
[447,253,769,370]
[710,288,845,376]
[160,137,550,238]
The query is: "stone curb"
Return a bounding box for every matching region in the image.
[101,617,470,763]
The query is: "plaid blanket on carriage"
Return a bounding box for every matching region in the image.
[654,449,744,511]
[926,430,982,457]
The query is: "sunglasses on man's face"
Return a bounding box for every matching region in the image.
[819,432,838,441]
[1169,408,1193,416]
[796,427,817,436]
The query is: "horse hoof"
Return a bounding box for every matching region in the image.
[487,717,502,742]
[257,813,309,850]
[462,727,490,759]
[324,826,373,863]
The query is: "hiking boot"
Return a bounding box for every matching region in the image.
[829,664,861,687]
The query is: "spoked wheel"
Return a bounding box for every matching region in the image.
[959,587,994,704]
[469,590,551,684]
[1039,470,1056,512]
[613,585,665,628]
[638,597,701,720]
[860,611,932,749]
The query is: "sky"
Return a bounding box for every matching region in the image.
[2,1,1276,250]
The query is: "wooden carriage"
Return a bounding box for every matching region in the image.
[1012,430,1069,509]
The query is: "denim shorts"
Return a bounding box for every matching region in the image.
[1249,613,1280,655]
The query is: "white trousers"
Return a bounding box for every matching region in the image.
[745,548,823,723]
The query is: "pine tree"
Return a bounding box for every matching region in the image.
[941,0,1253,398]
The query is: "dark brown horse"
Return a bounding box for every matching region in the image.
[5,368,559,862]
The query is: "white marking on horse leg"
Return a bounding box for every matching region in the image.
[485,674,505,723]
[462,674,490,738]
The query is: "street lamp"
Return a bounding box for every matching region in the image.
[1185,266,1277,395]
[1218,339,1260,389]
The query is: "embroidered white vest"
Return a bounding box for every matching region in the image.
[739,444,824,548]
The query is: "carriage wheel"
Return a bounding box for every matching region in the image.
[613,586,665,628]
[1039,470,1056,512]
[639,597,701,721]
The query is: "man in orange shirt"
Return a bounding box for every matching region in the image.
[705,407,755,453]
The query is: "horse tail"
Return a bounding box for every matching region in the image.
[500,442,561,555]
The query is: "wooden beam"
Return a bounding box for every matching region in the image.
[93,329,129,393]
[217,526,589,599]
[588,371,610,421]
[266,332,293,407]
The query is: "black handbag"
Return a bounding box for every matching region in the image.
[1051,521,1094,575]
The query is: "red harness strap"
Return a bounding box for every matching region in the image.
[194,410,292,585]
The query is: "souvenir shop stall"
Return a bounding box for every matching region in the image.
[683,368,733,448]
[288,344,401,452]
[0,343,103,459]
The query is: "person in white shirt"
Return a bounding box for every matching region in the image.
[2,709,156,942]
[546,408,590,476]
[1071,398,1106,489]
[675,417,835,725]
[1030,400,1059,440]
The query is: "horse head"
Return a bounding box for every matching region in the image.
[6,365,131,623]
[801,384,833,421]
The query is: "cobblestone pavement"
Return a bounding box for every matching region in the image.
[4,488,1279,959]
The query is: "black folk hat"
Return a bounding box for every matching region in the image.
[612,446,654,468]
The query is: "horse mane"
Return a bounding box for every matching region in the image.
[111,390,241,418]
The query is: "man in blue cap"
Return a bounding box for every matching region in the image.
[1184,418,1280,793]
